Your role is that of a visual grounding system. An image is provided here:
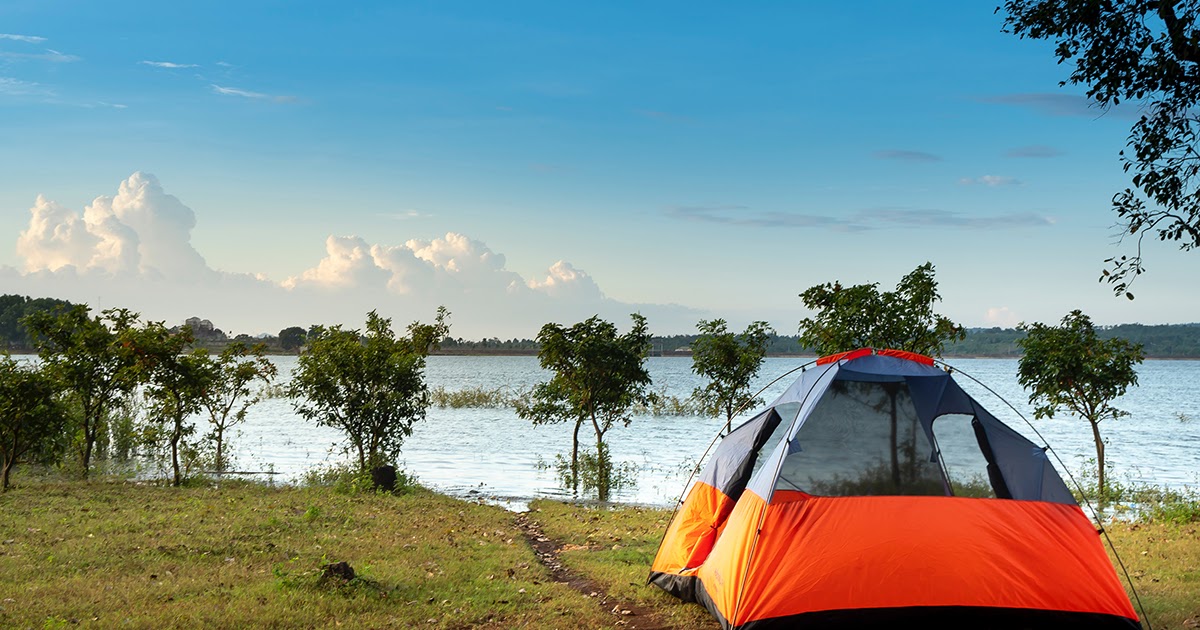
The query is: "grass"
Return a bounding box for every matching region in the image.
[0,480,615,629]
[1,478,1196,629]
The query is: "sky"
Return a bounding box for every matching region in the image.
[2,1,1197,340]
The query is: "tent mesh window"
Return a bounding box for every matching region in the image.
[932,413,999,498]
[774,379,947,496]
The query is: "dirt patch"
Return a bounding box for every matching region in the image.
[514,512,675,630]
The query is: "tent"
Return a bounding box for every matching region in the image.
[649,348,1140,629]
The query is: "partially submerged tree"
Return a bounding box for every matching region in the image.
[289,308,449,479]
[516,314,653,501]
[197,342,277,472]
[140,323,210,487]
[797,262,965,357]
[1001,0,1200,296]
[0,355,68,491]
[690,319,774,435]
[1017,310,1144,499]
[24,305,147,478]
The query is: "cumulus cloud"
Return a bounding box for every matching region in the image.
[10,174,702,338]
[984,306,1018,328]
[16,172,214,281]
[527,261,604,300]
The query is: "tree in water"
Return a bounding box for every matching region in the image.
[289,308,449,481]
[1001,0,1200,296]
[196,342,277,473]
[690,319,774,435]
[517,314,653,501]
[1017,310,1144,500]
[24,305,148,478]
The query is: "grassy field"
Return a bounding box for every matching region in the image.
[1,480,1196,629]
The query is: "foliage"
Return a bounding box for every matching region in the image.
[139,323,216,487]
[429,385,517,408]
[797,262,964,357]
[690,319,774,434]
[0,355,68,490]
[1017,310,1145,498]
[1001,1,1200,296]
[516,314,653,501]
[197,342,277,472]
[289,308,449,475]
[0,294,74,350]
[23,305,149,478]
[301,462,416,495]
[279,326,308,352]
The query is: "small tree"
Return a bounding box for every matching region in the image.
[797,263,964,489]
[691,319,774,435]
[1017,310,1144,499]
[0,355,68,491]
[516,314,652,501]
[140,323,210,486]
[798,262,964,357]
[197,342,277,472]
[279,326,307,352]
[24,305,146,478]
[289,308,449,477]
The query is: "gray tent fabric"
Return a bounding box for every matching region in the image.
[697,408,781,498]
[729,351,1077,506]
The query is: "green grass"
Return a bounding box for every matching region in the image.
[1,479,1196,629]
[0,481,615,629]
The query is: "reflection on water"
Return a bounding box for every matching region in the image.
[227,356,1200,507]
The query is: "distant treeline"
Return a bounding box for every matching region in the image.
[5,293,1200,358]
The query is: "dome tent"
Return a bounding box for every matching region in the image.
[649,348,1140,629]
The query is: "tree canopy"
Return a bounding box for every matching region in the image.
[517,314,653,500]
[1017,310,1144,498]
[1001,0,1200,296]
[690,319,774,435]
[0,355,68,491]
[24,305,148,478]
[797,262,965,357]
[289,308,449,476]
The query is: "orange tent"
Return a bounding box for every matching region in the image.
[650,349,1140,628]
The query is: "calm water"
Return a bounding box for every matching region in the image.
[224,356,1200,510]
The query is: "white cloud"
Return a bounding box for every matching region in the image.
[17,172,214,281]
[10,174,703,338]
[0,49,79,62]
[984,306,1019,328]
[140,60,198,69]
[0,77,51,96]
[0,33,46,43]
[527,261,604,300]
[282,236,391,290]
[211,84,296,103]
[959,175,1021,187]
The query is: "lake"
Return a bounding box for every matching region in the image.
[224,355,1200,510]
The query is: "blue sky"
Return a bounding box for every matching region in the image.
[2,1,1194,338]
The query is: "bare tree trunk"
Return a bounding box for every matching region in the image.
[591,415,608,502]
[570,418,582,495]
[1,456,13,491]
[1091,420,1106,500]
[171,417,182,487]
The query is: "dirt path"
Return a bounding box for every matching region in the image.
[514,513,677,630]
